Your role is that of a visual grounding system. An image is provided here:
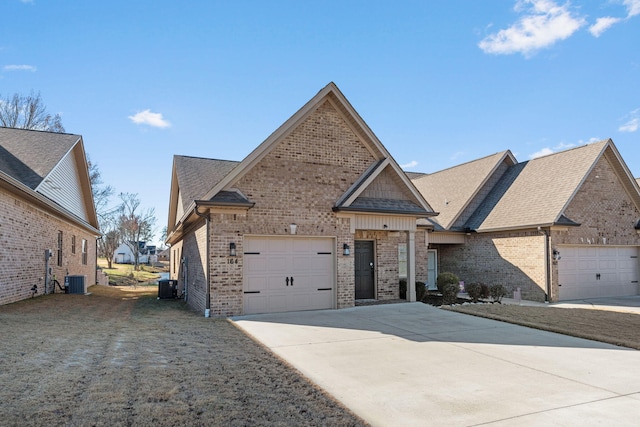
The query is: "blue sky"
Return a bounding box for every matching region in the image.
[2,0,639,245]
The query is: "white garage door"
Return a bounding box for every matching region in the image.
[557,246,639,300]
[243,236,335,314]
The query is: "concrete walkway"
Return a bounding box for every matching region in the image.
[232,303,640,426]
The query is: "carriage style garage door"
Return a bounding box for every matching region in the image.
[557,246,639,300]
[243,236,335,314]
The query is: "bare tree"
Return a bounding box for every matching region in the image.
[118,193,157,270]
[100,218,122,269]
[0,91,65,132]
[87,156,115,224]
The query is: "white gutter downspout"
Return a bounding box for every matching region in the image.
[194,204,211,318]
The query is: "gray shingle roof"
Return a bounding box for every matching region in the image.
[466,140,608,231]
[344,197,430,215]
[174,155,239,212]
[0,127,79,189]
[411,151,513,229]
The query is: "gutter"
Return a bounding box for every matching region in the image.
[194,203,211,318]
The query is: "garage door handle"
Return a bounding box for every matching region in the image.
[286,277,290,286]
[317,288,332,291]
[290,277,294,286]
[244,291,260,294]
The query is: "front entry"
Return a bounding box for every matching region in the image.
[355,240,375,299]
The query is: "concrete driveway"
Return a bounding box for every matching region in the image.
[232,303,640,427]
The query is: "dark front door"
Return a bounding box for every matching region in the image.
[355,240,375,299]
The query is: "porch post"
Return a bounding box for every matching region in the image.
[407,231,416,302]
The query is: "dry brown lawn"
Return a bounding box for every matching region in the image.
[445,303,640,350]
[0,285,367,427]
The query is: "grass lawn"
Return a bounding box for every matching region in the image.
[0,285,366,426]
[98,258,167,286]
[445,303,640,350]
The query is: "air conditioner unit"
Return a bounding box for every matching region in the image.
[65,275,86,294]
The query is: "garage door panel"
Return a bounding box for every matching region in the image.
[244,236,335,314]
[558,246,639,300]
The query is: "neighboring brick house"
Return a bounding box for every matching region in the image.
[0,127,100,305]
[412,140,640,302]
[167,83,435,316]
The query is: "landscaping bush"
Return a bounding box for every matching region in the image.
[490,284,507,303]
[399,279,407,299]
[480,283,490,299]
[436,272,459,293]
[466,282,482,302]
[442,283,459,305]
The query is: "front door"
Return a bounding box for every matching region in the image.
[355,240,375,299]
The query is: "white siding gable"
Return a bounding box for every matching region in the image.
[36,150,89,222]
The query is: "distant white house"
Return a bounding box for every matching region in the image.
[114,241,157,264]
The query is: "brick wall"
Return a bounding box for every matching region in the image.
[438,231,547,301]
[0,188,97,305]
[549,155,640,300]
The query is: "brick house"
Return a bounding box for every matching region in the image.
[0,127,100,305]
[166,83,436,316]
[412,140,640,302]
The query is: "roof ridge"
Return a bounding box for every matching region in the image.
[174,154,240,163]
[0,126,78,137]
[418,150,512,177]
[528,139,609,161]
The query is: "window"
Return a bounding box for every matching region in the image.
[57,231,63,267]
[82,239,88,265]
[398,243,407,279]
[71,235,76,254]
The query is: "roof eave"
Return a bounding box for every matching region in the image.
[332,206,437,217]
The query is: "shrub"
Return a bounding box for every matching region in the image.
[480,283,490,299]
[399,279,407,299]
[466,282,482,302]
[442,283,459,305]
[436,272,459,293]
[490,284,508,303]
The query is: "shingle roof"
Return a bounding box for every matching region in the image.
[173,155,239,212]
[0,127,79,189]
[466,140,609,231]
[411,151,514,229]
[341,197,430,215]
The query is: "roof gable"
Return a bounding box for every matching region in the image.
[0,127,99,232]
[466,140,616,232]
[200,83,422,204]
[167,155,239,228]
[170,83,434,229]
[411,151,516,229]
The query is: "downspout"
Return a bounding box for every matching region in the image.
[538,227,551,303]
[95,236,102,285]
[194,204,211,318]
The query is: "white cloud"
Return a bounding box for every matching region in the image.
[529,140,579,159]
[619,108,640,132]
[400,160,418,169]
[589,16,622,37]
[128,109,171,128]
[529,147,555,158]
[3,64,36,72]
[478,0,586,56]
[624,0,640,17]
